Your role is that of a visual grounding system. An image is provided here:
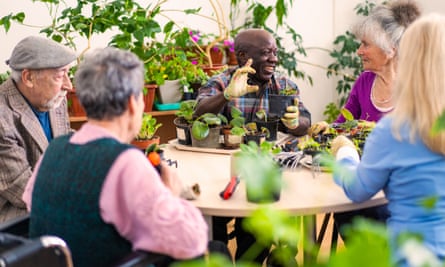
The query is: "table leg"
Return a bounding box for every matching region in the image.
[303,213,338,264]
[303,215,316,265]
[205,215,213,239]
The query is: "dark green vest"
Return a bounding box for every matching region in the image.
[30,135,133,267]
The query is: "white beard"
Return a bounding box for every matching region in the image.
[44,90,67,110]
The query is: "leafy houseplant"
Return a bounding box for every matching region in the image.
[174,100,197,145]
[253,109,280,141]
[175,100,197,125]
[243,122,270,146]
[141,39,208,88]
[222,106,246,148]
[114,27,208,104]
[233,141,282,203]
[0,0,163,112]
[228,106,247,136]
[136,113,162,141]
[190,113,227,148]
[132,113,162,151]
[191,113,227,139]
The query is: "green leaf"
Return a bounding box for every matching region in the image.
[191,121,209,140]
[202,116,221,126]
[230,127,245,136]
[13,12,25,23]
[217,114,228,125]
[2,17,11,32]
[230,117,245,128]
[341,108,354,121]
[163,21,174,34]
[275,0,286,25]
[255,110,266,121]
[231,106,243,119]
[431,109,445,135]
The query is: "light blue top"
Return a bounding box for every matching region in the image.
[334,116,445,266]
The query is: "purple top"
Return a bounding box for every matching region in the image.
[335,71,390,123]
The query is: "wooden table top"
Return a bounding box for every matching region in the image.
[163,141,387,217]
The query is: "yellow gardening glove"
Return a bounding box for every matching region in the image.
[331,135,356,158]
[308,121,330,137]
[281,99,300,129]
[224,58,259,100]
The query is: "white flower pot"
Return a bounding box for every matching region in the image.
[157,79,183,104]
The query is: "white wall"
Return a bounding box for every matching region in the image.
[1,0,445,122]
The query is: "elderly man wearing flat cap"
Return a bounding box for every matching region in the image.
[0,36,77,223]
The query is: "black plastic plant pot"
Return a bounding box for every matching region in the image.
[173,117,192,145]
[244,133,266,145]
[246,189,281,204]
[246,177,282,204]
[269,94,294,117]
[303,148,322,157]
[254,117,279,141]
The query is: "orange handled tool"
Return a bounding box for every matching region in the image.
[147,151,162,174]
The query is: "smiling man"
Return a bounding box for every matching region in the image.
[194,29,310,137]
[194,29,311,264]
[0,36,76,223]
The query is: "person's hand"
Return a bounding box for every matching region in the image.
[159,162,183,197]
[281,105,300,129]
[224,58,259,100]
[331,135,356,158]
[180,183,201,200]
[308,121,330,137]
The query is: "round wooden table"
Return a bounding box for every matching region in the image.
[164,142,386,216]
[163,140,387,263]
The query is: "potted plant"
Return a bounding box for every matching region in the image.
[191,113,227,148]
[174,100,197,145]
[222,106,246,149]
[243,122,270,145]
[131,113,162,151]
[269,86,298,118]
[138,38,208,105]
[253,109,280,141]
[232,141,282,203]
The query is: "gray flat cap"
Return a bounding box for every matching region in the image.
[6,36,77,70]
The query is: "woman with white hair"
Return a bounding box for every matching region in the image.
[332,13,445,266]
[330,0,421,240]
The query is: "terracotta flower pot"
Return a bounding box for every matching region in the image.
[131,136,160,152]
[67,89,86,117]
[201,64,227,76]
[225,49,238,66]
[222,127,242,149]
[143,84,157,112]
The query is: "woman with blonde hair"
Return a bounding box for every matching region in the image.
[332,13,445,266]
